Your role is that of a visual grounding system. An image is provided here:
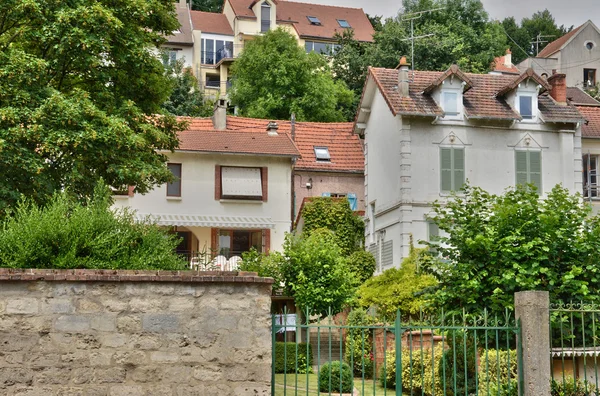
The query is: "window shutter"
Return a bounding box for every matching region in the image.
[321,192,331,197]
[347,193,358,211]
[515,151,528,186]
[261,167,268,202]
[440,148,453,192]
[214,165,221,200]
[529,151,542,193]
[453,148,465,190]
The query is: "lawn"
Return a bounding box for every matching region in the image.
[274,373,392,396]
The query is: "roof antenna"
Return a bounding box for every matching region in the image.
[291,113,296,142]
[400,7,443,75]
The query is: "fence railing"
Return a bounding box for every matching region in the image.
[550,302,600,394]
[272,307,522,396]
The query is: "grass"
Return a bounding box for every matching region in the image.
[274,373,392,396]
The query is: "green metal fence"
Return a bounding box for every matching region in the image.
[272,307,523,396]
[550,302,600,395]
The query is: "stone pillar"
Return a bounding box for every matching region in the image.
[515,291,550,396]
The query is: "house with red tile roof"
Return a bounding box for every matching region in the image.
[491,49,520,75]
[356,58,585,271]
[112,103,300,267]
[172,0,374,96]
[517,20,600,89]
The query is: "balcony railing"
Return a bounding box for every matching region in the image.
[176,250,253,271]
[200,45,243,65]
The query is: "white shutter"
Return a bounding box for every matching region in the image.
[221,167,262,197]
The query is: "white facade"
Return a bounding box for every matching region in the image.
[360,71,582,272]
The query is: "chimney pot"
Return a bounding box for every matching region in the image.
[267,121,279,136]
[504,49,512,67]
[548,73,567,105]
[212,99,227,130]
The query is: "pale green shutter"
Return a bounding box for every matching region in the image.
[515,151,528,186]
[440,148,453,192]
[529,151,542,193]
[453,148,465,190]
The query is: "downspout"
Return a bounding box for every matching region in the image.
[290,113,297,229]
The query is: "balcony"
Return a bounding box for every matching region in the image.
[200,45,243,66]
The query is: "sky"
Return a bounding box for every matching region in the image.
[294,0,597,29]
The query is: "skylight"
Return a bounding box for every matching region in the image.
[337,19,351,28]
[307,16,322,25]
[314,147,331,161]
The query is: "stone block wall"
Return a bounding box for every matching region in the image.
[0,269,273,396]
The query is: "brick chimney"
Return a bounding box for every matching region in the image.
[504,49,512,67]
[398,56,410,97]
[212,99,227,130]
[548,72,567,105]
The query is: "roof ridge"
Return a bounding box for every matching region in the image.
[279,0,365,12]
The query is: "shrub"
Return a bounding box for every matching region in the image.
[345,250,376,285]
[551,378,597,396]
[379,345,444,394]
[478,350,518,396]
[240,248,284,292]
[318,361,353,393]
[344,308,375,377]
[274,342,313,374]
[0,183,186,270]
[357,248,437,322]
[439,333,477,396]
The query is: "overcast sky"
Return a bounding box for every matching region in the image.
[295,0,596,29]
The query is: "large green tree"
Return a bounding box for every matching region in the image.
[162,56,213,117]
[229,28,354,122]
[191,0,222,13]
[426,184,600,315]
[0,0,186,215]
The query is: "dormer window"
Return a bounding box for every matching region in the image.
[442,92,458,116]
[261,3,271,33]
[515,90,537,122]
[307,16,321,25]
[314,146,330,162]
[337,19,351,28]
[519,96,533,119]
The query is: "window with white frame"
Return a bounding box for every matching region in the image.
[441,91,459,117]
[201,39,234,65]
[167,163,182,197]
[220,166,263,200]
[305,41,339,56]
[440,147,465,192]
[515,150,542,193]
[583,154,599,199]
[314,146,331,161]
[261,2,271,32]
[515,93,538,122]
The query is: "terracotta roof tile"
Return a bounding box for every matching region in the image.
[190,10,234,35]
[496,68,551,97]
[227,0,374,42]
[567,87,600,106]
[492,55,520,74]
[165,5,194,45]
[577,106,600,138]
[181,116,363,172]
[369,67,582,122]
[177,129,300,157]
[537,24,583,58]
[423,64,474,93]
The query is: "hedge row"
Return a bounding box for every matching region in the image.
[274,342,313,374]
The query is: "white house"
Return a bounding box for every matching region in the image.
[113,103,300,267]
[355,59,584,272]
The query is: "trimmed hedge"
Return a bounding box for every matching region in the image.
[379,345,444,395]
[274,342,313,374]
[318,361,353,393]
[478,349,518,396]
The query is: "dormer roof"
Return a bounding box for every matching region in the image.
[496,68,551,97]
[422,65,474,94]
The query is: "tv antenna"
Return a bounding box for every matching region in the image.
[400,7,444,71]
[531,33,555,56]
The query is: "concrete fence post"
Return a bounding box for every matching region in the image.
[514,290,551,396]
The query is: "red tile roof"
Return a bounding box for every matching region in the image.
[190,10,234,35]
[182,116,363,172]
[492,55,520,75]
[567,87,600,106]
[577,106,600,138]
[368,66,583,123]
[177,129,300,157]
[537,24,583,58]
[227,0,374,42]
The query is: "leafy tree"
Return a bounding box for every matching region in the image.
[162,56,214,117]
[0,0,186,216]
[240,248,284,293]
[281,229,356,317]
[345,250,376,285]
[191,0,222,13]
[229,28,355,122]
[0,182,186,270]
[425,184,600,315]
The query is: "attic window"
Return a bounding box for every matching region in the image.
[337,19,351,28]
[307,16,321,25]
[314,146,331,161]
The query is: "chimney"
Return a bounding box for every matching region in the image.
[267,121,279,136]
[291,113,296,141]
[212,99,227,130]
[398,56,410,97]
[504,49,512,67]
[548,72,567,105]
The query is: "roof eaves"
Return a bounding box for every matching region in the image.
[496,68,551,97]
[294,167,364,174]
[422,65,474,94]
[176,148,300,158]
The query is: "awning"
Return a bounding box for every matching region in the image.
[551,348,600,357]
[135,213,275,229]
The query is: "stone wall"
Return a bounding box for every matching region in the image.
[0,269,273,396]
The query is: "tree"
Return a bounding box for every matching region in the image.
[0,0,186,216]
[191,0,222,13]
[425,184,600,315]
[281,230,356,317]
[162,56,214,117]
[229,28,354,122]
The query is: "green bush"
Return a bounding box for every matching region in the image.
[274,342,313,374]
[551,378,597,396]
[478,350,518,396]
[439,333,477,396]
[344,308,375,377]
[0,183,186,270]
[357,248,437,322]
[379,345,444,394]
[240,248,284,292]
[318,361,353,393]
[345,250,376,285]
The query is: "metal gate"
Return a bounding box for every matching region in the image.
[272,307,523,396]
